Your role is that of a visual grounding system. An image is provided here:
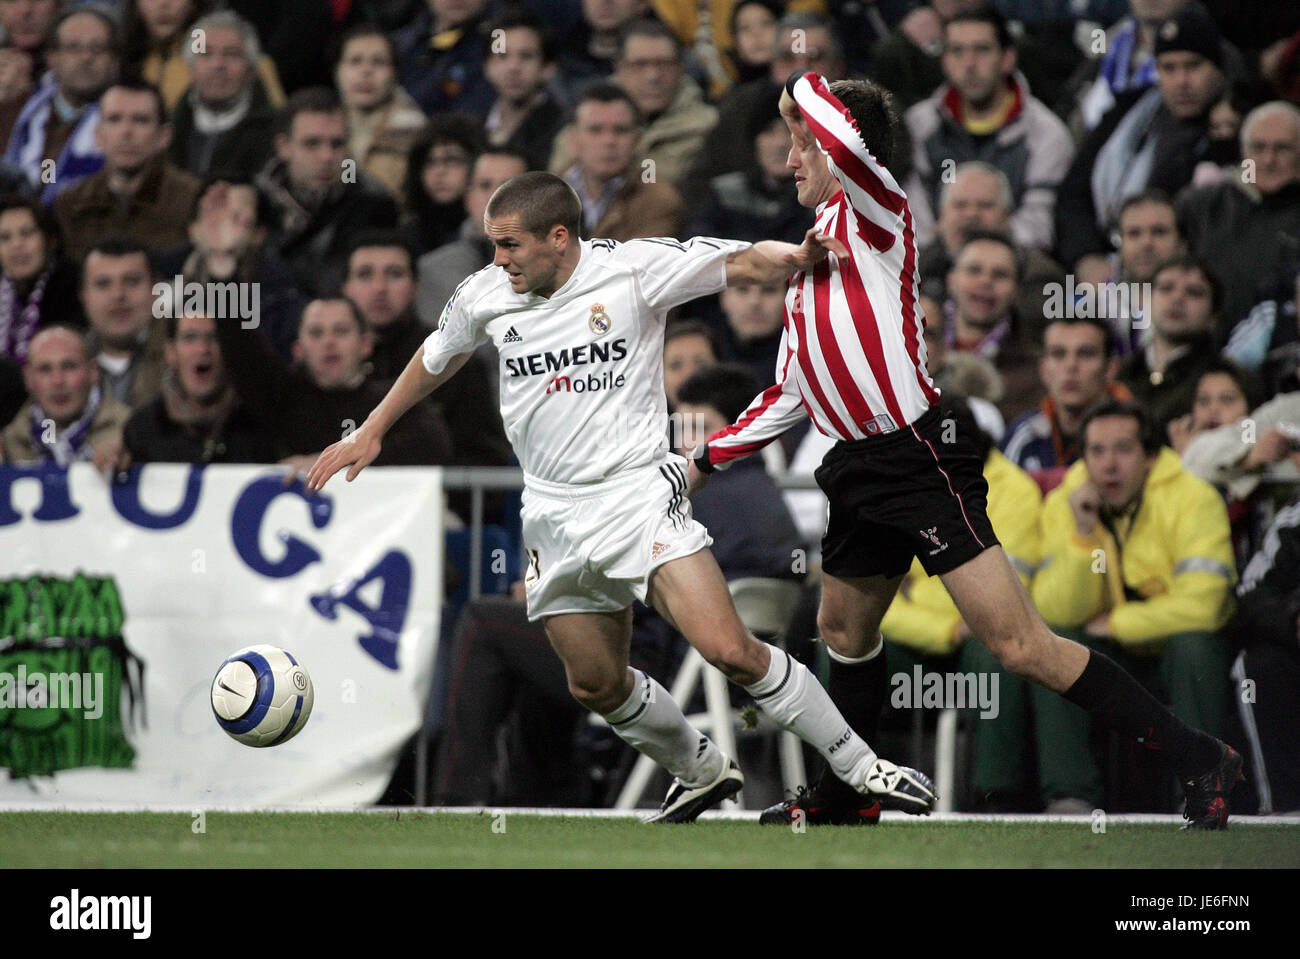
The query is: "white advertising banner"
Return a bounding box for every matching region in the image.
[0,463,443,808]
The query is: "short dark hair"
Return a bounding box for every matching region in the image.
[676,363,761,424]
[187,175,274,227]
[481,5,555,62]
[828,79,900,172]
[574,81,641,127]
[81,234,153,285]
[277,87,343,138]
[1152,253,1222,318]
[1196,357,1265,413]
[332,23,397,70]
[55,5,120,55]
[664,320,721,358]
[485,171,582,239]
[345,228,416,275]
[303,296,368,336]
[1080,398,1161,455]
[101,77,167,126]
[943,7,1013,50]
[474,146,531,174]
[955,228,1022,282]
[0,193,58,248]
[1041,315,1116,358]
[616,18,681,63]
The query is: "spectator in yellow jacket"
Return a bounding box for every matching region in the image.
[1006,398,1236,812]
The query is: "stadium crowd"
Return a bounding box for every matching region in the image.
[1,0,1297,816]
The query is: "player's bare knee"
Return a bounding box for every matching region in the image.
[986,634,1040,679]
[818,612,877,659]
[568,675,626,714]
[703,635,765,685]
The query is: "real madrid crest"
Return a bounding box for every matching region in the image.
[589,303,611,335]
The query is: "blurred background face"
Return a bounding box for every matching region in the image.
[342,246,415,328]
[663,332,715,406]
[50,12,117,103]
[0,0,58,51]
[1041,322,1111,413]
[1156,51,1222,119]
[1118,201,1181,281]
[754,117,793,183]
[616,34,680,117]
[939,167,1010,253]
[23,329,96,427]
[732,2,777,69]
[1150,265,1214,342]
[97,87,167,175]
[81,251,153,351]
[336,34,395,112]
[583,0,645,32]
[721,279,784,341]
[942,20,1012,108]
[278,110,348,198]
[771,25,842,81]
[1192,371,1248,430]
[294,300,371,388]
[1243,109,1300,196]
[166,313,226,403]
[0,206,47,283]
[465,153,527,232]
[192,25,255,109]
[1083,415,1155,510]
[420,139,473,204]
[484,27,548,104]
[138,0,191,42]
[574,99,638,181]
[949,240,1016,329]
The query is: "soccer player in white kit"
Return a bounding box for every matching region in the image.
[307,172,936,822]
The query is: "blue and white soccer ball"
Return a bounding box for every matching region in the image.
[210,645,315,747]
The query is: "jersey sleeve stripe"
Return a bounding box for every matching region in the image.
[798,76,905,216]
[897,204,940,406]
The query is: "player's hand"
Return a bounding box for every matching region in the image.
[1068,481,1102,536]
[687,458,711,494]
[785,227,849,272]
[305,425,383,493]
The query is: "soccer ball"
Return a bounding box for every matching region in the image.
[210,645,314,747]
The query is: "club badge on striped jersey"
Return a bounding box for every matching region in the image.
[589,303,611,335]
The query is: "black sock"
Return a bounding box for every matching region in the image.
[1063,648,1221,777]
[817,645,888,798]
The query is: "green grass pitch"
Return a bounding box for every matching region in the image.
[3,811,1298,868]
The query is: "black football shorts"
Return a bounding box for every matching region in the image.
[816,405,999,580]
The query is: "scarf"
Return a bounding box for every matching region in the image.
[29,385,102,466]
[1090,86,1163,230]
[0,263,52,363]
[159,367,237,444]
[192,87,253,136]
[945,298,1011,360]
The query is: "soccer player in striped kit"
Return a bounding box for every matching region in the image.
[306,171,937,823]
[689,71,1243,829]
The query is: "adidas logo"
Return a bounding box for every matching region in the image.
[502,326,523,344]
[651,541,670,560]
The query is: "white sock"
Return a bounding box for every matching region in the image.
[745,643,878,792]
[602,669,725,787]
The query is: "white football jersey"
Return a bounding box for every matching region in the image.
[423,236,748,485]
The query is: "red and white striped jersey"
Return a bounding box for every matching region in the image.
[706,72,938,469]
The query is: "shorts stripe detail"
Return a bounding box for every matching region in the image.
[751,650,793,701]
[911,425,987,550]
[660,464,689,532]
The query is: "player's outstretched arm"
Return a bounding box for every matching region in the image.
[305,349,469,492]
[725,229,849,285]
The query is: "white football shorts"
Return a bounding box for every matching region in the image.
[520,454,713,621]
